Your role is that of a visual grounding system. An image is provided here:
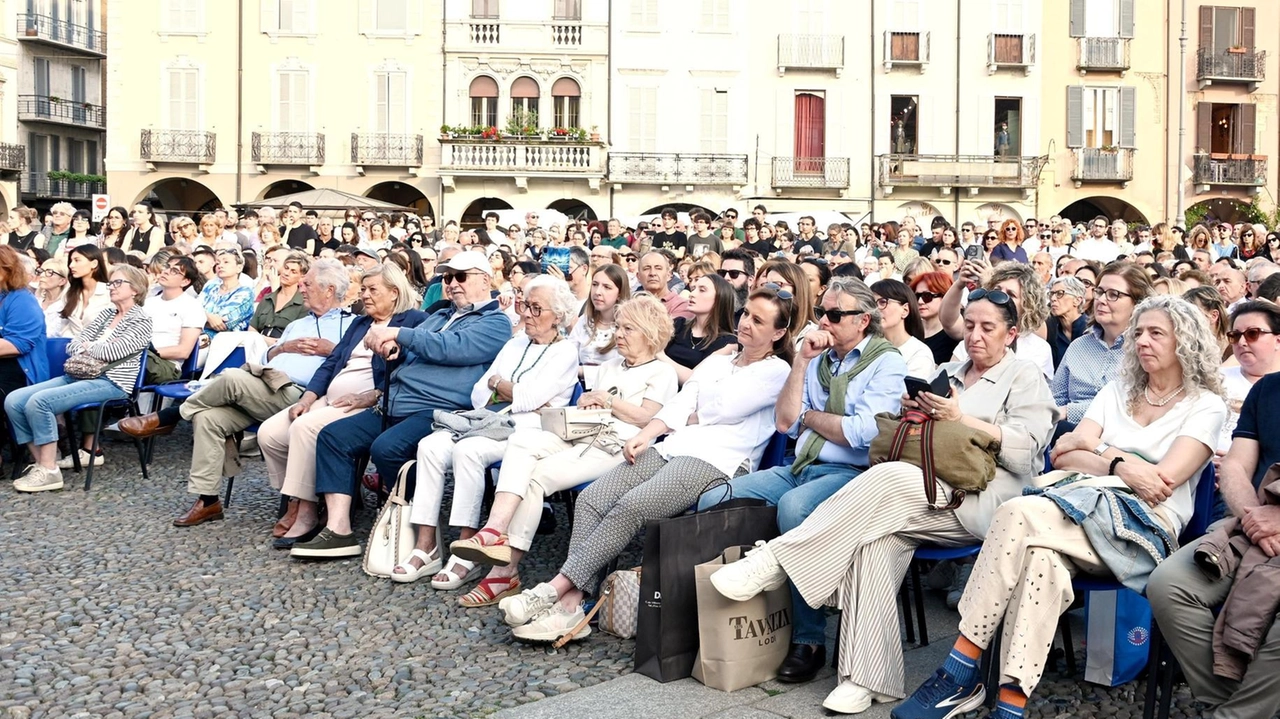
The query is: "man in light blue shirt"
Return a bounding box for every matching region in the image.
[695,277,907,683]
[120,259,353,528]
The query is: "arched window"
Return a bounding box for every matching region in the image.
[552,77,580,129]
[469,75,498,128]
[511,76,540,121]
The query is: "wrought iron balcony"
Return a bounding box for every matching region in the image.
[1193,153,1267,187]
[18,95,105,129]
[878,154,1046,191]
[1078,37,1130,73]
[608,153,748,186]
[16,13,105,55]
[1071,148,1134,184]
[987,33,1036,74]
[0,143,26,174]
[351,133,423,167]
[252,132,325,166]
[140,129,216,164]
[777,34,845,76]
[440,138,602,175]
[1197,47,1266,90]
[21,172,104,200]
[771,157,850,189]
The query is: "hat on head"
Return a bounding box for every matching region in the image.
[438,250,494,276]
[354,248,380,262]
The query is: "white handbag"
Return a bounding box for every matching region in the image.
[540,406,613,441]
[362,460,419,578]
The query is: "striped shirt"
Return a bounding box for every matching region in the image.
[69,305,153,393]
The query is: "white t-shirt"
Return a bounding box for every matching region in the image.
[592,357,679,441]
[1218,366,1254,453]
[898,336,936,379]
[568,318,620,367]
[144,292,205,367]
[1083,382,1227,533]
[953,331,1053,379]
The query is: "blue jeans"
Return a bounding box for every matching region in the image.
[697,462,864,646]
[3,375,126,447]
[314,408,441,497]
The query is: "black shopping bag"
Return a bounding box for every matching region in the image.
[634,499,779,682]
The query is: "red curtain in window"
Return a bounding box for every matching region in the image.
[794,93,825,174]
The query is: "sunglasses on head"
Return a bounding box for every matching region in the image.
[968,288,1012,306]
[1228,328,1277,344]
[760,282,794,301]
[717,269,746,280]
[813,306,864,323]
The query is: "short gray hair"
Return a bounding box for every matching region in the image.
[569,245,590,269]
[825,277,882,336]
[522,275,581,331]
[310,258,350,300]
[362,261,416,314]
[282,250,313,274]
[1049,275,1087,313]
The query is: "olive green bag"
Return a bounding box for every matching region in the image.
[869,409,1000,509]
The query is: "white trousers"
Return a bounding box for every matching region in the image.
[408,430,507,530]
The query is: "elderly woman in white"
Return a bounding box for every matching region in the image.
[390,277,582,599]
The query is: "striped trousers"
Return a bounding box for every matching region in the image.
[769,461,975,698]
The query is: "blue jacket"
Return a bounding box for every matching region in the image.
[389,300,510,417]
[0,289,49,385]
[305,309,428,397]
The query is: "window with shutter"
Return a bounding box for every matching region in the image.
[1212,7,1238,53]
[277,0,311,33]
[628,87,657,151]
[1235,104,1256,155]
[1195,102,1212,154]
[468,76,498,128]
[471,0,498,19]
[1066,86,1084,147]
[701,0,729,31]
[374,72,407,134]
[277,71,310,132]
[167,67,200,130]
[165,0,203,32]
[890,0,919,29]
[701,89,728,153]
[86,140,99,175]
[375,0,407,30]
[554,0,581,21]
[992,0,1023,33]
[630,0,658,27]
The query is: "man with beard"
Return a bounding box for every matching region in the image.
[718,249,755,314]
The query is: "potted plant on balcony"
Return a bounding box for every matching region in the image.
[569,127,588,142]
[1228,45,1248,54]
[48,95,62,104]
[1098,144,1119,154]
[548,127,571,141]
[589,125,600,142]
[504,109,539,139]
[480,126,499,140]
[440,124,454,140]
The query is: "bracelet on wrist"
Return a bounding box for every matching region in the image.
[1109,457,1125,475]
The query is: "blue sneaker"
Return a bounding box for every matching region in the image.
[890,668,985,719]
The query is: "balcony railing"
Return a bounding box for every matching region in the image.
[777,34,845,75]
[883,31,930,71]
[608,153,748,186]
[1072,147,1134,183]
[18,95,105,129]
[878,154,1045,189]
[1078,37,1130,72]
[21,173,104,200]
[469,22,500,43]
[771,157,850,189]
[1193,153,1267,187]
[252,132,325,165]
[987,33,1036,74]
[1197,47,1266,89]
[0,143,25,173]
[16,13,105,55]
[552,24,581,46]
[140,129,216,164]
[440,139,602,174]
[351,133,423,167]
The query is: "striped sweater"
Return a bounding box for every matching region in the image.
[68,305,153,392]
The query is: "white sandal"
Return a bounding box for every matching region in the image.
[430,555,478,590]
[391,547,442,584]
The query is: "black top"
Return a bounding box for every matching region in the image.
[6,231,38,251]
[1047,314,1090,370]
[742,239,778,257]
[280,223,319,254]
[665,317,736,370]
[923,330,961,366]
[650,230,687,254]
[793,236,824,255]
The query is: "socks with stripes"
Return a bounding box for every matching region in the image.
[994,685,1028,718]
[942,635,982,686]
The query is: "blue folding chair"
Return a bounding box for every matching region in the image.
[65,348,152,492]
[140,345,247,469]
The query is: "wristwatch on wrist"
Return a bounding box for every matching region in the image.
[1092,442,1111,456]
[800,409,812,428]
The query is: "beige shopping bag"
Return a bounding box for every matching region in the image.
[691,545,793,692]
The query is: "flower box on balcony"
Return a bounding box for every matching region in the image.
[1228,46,1248,54]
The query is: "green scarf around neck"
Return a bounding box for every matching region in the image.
[791,336,900,473]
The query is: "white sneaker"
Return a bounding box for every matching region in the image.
[498,582,559,627]
[709,540,786,602]
[512,603,590,644]
[821,679,896,714]
[15,465,64,493]
[56,449,104,469]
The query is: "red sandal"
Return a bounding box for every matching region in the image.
[449,527,513,567]
[459,575,522,607]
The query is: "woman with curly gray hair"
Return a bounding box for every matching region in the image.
[939,256,1055,378]
[392,276,583,599]
[896,295,1227,718]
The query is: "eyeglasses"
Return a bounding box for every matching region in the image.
[37,268,66,278]
[621,255,637,262]
[914,291,940,303]
[1076,278,1096,288]
[813,306,864,323]
[1228,328,1278,344]
[717,269,746,280]
[107,279,129,288]
[1096,287,1132,303]
[441,270,482,284]
[967,288,1013,307]
[1049,290,1073,300]
[521,303,545,317]
[874,297,903,310]
[1039,233,1052,239]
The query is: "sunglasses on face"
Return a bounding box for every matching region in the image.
[441,270,480,284]
[934,258,955,267]
[814,306,864,322]
[914,291,940,303]
[717,269,746,280]
[1228,328,1277,344]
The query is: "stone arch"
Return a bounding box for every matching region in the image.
[547,197,598,221]
[1058,196,1149,225]
[365,181,433,217]
[256,179,315,201]
[134,177,223,216]
[460,196,514,227]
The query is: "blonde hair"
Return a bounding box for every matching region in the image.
[615,295,674,357]
[361,261,416,315]
[111,265,150,305]
[258,223,282,247]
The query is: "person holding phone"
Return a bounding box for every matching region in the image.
[940,258,1054,379]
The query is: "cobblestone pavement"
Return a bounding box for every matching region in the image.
[0,429,1222,719]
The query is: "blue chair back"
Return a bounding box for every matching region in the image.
[1181,464,1217,543]
[179,343,200,379]
[570,382,584,405]
[46,337,71,379]
[210,346,247,377]
[133,347,150,394]
[759,431,788,471]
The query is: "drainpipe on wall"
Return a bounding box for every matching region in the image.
[235,0,244,204]
[440,0,448,221]
[868,0,875,217]
[606,0,613,218]
[954,0,962,225]
[1174,0,1187,226]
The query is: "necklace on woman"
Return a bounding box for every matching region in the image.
[1143,384,1185,407]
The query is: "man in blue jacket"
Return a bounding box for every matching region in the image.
[292,251,509,559]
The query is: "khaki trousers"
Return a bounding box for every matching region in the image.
[258,396,363,502]
[179,368,302,495]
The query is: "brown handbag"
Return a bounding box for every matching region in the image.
[869,409,1000,509]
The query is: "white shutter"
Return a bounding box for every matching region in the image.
[628,87,656,151]
[262,0,280,32]
[375,73,389,133]
[168,68,199,130]
[700,0,728,30]
[375,0,408,31]
[358,0,374,34]
[891,0,920,29]
[406,0,423,35]
[1066,86,1083,147]
[375,72,407,133]
[993,0,1023,33]
[630,0,657,27]
[701,89,728,153]
[166,0,201,32]
[1118,86,1136,148]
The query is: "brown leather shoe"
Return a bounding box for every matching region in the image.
[119,413,176,439]
[173,498,224,527]
[272,499,299,538]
